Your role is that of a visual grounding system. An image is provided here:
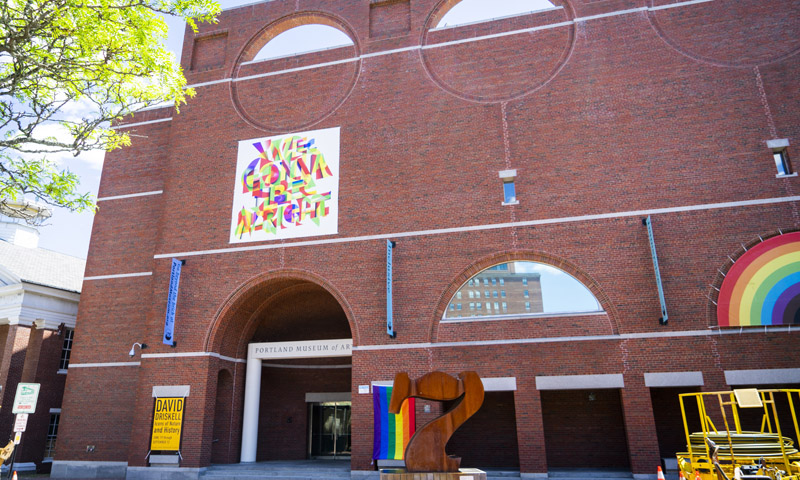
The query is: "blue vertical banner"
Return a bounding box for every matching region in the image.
[386,240,394,337]
[644,216,669,325]
[163,258,182,346]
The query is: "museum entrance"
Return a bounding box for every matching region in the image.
[309,401,351,458]
[209,277,353,465]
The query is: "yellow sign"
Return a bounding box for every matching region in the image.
[150,397,184,451]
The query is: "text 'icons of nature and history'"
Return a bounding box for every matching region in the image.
[150,397,185,451]
[231,127,340,243]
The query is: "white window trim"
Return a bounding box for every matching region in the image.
[766,138,790,149]
[441,310,606,323]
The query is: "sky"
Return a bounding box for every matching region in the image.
[34,0,547,259]
[36,0,259,259]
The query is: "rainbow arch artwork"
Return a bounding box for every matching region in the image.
[717,232,800,327]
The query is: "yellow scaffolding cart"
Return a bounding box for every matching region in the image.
[677,389,800,480]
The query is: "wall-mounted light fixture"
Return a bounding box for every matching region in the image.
[129,342,148,357]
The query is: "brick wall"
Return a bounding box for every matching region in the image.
[650,387,701,460]
[57,0,800,476]
[542,389,629,468]
[445,391,520,468]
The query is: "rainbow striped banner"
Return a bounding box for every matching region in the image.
[372,386,415,460]
[718,232,800,327]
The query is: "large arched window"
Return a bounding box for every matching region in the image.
[251,24,354,62]
[435,0,557,29]
[443,261,602,320]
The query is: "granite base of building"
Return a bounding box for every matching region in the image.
[51,461,128,479]
[126,466,206,480]
[0,463,36,473]
[379,468,486,480]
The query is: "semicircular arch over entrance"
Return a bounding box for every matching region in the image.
[205,269,357,465]
[204,269,359,359]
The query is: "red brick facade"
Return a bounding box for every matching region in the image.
[55,0,800,478]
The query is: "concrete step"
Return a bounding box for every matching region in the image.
[203,472,350,480]
[203,477,350,480]
[547,468,633,479]
[202,460,351,480]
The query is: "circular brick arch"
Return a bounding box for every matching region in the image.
[429,250,619,341]
[419,0,576,103]
[647,0,800,68]
[230,12,361,133]
[204,269,358,359]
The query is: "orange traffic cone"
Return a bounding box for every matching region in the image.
[657,466,666,480]
[695,471,701,480]
[678,471,686,479]
[11,471,17,480]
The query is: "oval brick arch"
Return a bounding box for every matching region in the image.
[204,268,359,360]
[429,250,619,342]
[419,0,576,103]
[229,11,362,133]
[646,0,800,68]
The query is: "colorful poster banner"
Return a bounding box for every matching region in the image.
[150,397,184,451]
[717,231,800,327]
[230,127,340,243]
[372,386,415,460]
[163,258,182,346]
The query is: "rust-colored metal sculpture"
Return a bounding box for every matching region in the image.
[388,371,484,472]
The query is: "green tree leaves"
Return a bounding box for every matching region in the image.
[0,0,220,215]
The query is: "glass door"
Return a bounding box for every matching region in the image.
[309,401,351,458]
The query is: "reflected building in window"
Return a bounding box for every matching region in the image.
[443,262,601,320]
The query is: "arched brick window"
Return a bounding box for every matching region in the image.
[434,0,557,29]
[251,24,354,62]
[443,261,602,320]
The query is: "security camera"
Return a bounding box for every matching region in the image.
[129,342,148,357]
